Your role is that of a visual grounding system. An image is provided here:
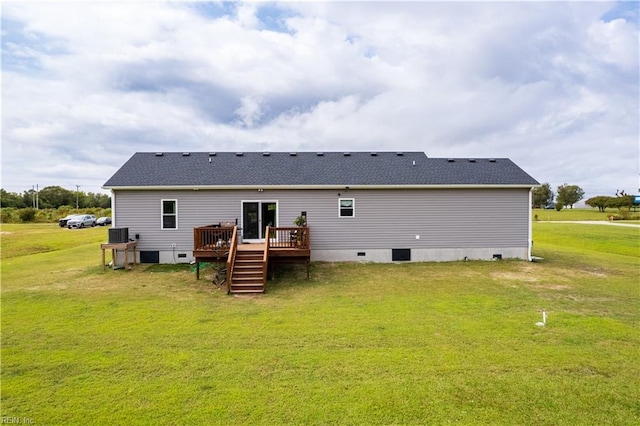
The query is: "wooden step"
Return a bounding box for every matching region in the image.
[233,273,263,279]
[229,247,267,294]
[230,280,264,285]
[232,276,263,282]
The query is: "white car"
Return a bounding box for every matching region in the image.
[67,215,96,228]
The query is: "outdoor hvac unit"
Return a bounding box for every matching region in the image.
[108,227,129,244]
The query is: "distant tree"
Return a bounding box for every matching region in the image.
[38,186,75,209]
[608,195,634,210]
[3,186,108,209]
[585,194,634,212]
[556,184,585,209]
[585,196,612,212]
[22,190,34,207]
[532,183,554,208]
[0,189,27,208]
[85,192,111,209]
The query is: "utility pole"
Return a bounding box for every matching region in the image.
[36,184,39,210]
[31,185,35,208]
[76,185,80,209]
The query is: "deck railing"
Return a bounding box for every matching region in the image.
[267,227,310,249]
[226,226,238,294]
[193,225,235,250]
[263,226,270,288]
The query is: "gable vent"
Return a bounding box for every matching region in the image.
[316,152,324,156]
[396,152,404,156]
[235,152,244,156]
[263,152,270,156]
[468,159,476,163]
[182,152,190,156]
[343,152,351,156]
[155,152,164,157]
[208,152,216,156]
[289,152,297,156]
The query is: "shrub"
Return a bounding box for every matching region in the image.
[19,208,37,223]
[555,203,563,212]
[1,207,17,223]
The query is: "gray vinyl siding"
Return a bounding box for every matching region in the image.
[112,188,530,254]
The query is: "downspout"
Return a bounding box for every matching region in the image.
[110,190,116,228]
[528,187,533,261]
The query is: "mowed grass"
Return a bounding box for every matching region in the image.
[532,207,639,222]
[1,224,639,425]
[1,223,107,259]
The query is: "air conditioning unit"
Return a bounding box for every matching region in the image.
[108,228,129,244]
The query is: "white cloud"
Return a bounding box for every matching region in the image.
[234,95,266,127]
[1,1,638,200]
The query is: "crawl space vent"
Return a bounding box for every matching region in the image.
[392,249,411,261]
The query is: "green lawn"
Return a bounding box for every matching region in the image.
[1,224,639,424]
[532,207,639,221]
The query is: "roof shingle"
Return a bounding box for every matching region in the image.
[103,152,539,188]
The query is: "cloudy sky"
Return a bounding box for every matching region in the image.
[2,1,638,201]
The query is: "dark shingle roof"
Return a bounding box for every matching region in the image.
[103,152,539,188]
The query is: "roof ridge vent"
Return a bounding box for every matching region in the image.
[290,152,297,156]
[447,159,455,162]
[155,152,164,157]
[468,158,476,163]
[489,158,496,163]
[263,152,270,156]
[235,152,244,156]
[396,152,404,156]
[209,152,216,156]
[370,152,378,156]
[182,152,190,156]
[343,152,351,156]
[316,152,324,156]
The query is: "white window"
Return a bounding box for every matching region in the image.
[339,198,355,217]
[162,199,177,229]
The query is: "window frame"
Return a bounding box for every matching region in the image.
[161,199,178,230]
[338,198,355,218]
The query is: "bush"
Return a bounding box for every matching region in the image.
[555,203,563,212]
[1,207,17,223]
[19,208,37,223]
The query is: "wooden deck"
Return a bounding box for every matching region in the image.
[193,225,310,288]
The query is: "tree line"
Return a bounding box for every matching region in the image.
[533,183,636,212]
[1,186,111,209]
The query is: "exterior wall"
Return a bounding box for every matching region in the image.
[112,187,531,263]
[312,248,528,263]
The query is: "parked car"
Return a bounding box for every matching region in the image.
[67,215,96,228]
[59,214,79,227]
[96,217,112,226]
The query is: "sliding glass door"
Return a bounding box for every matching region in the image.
[242,201,277,241]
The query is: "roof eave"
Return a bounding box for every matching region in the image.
[103,183,540,191]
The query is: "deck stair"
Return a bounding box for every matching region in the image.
[229,247,266,294]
